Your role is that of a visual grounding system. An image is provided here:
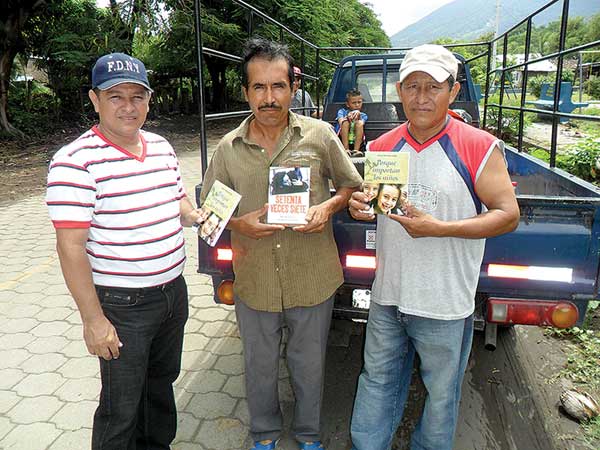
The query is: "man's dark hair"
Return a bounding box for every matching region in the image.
[447,75,456,90]
[346,88,362,100]
[241,37,294,89]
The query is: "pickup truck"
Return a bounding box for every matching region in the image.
[196,51,600,348]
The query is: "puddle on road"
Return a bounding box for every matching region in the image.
[457,359,509,450]
[455,331,554,450]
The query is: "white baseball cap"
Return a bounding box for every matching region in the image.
[399,44,458,83]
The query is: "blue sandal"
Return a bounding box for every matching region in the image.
[298,442,324,450]
[251,439,279,450]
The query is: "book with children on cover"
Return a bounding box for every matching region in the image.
[267,166,311,226]
[363,152,410,215]
[193,180,241,247]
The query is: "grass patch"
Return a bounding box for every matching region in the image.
[545,301,600,440]
[571,106,600,136]
[583,416,600,441]
[528,148,550,162]
[544,301,600,388]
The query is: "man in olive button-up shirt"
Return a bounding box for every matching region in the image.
[200,38,361,450]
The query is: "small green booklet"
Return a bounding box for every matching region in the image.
[363,152,410,215]
[193,180,241,246]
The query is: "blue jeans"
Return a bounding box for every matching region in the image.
[92,275,188,450]
[351,302,473,450]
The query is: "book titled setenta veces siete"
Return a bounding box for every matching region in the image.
[193,180,241,247]
[267,166,310,225]
[363,152,410,215]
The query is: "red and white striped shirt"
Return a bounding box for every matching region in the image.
[46,126,187,288]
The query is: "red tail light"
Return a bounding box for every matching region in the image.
[346,254,376,269]
[487,297,578,328]
[216,248,233,261]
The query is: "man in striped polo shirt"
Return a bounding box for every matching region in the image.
[348,45,520,450]
[46,53,203,449]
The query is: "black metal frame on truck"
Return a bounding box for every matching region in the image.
[192,0,600,171]
[191,1,600,343]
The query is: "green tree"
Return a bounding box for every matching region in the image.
[539,16,588,54]
[585,14,600,43]
[24,0,130,120]
[0,0,46,135]
[5,0,391,129]
[105,0,164,53]
[432,35,490,87]
[143,0,390,111]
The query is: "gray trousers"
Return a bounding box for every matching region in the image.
[235,296,334,443]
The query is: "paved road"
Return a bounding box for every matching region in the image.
[0,147,567,450]
[0,150,255,450]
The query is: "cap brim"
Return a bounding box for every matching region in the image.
[95,78,153,92]
[399,65,451,83]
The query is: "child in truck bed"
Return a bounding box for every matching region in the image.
[335,88,368,156]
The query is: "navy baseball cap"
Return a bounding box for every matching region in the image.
[92,53,152,91]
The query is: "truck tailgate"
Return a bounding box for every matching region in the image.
[481,197,600,300]
[332,199,600,302]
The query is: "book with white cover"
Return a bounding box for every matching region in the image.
[267,166,310,225]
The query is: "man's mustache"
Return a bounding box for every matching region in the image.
[259,103,281,110]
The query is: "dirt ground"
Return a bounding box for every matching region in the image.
[0,114,241,206]
[524,121,590,148]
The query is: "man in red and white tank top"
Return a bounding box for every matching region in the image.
[348,44,520,450]
[46,53,204,449]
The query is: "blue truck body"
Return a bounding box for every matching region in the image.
[196,52,600,329]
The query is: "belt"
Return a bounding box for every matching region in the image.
[95,274,181,295]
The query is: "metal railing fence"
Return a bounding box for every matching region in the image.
[194,0,600,173]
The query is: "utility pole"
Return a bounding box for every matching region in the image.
[491,0,501,71]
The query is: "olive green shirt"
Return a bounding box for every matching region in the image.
[200,112,362,312]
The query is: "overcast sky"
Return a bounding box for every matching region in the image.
[362,0,456,37]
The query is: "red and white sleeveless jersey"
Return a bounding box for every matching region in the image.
[368,117,503,320]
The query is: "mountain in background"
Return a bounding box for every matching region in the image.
[390,0,599,47]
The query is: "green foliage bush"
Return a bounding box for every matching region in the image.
[528,72,576,98]
[558,138,600,183]
[8,82,56,135]
[528,136,600,186]
[561,69,575,83]
[484,101,532,146]
[584,76,600,100]
[529,75,553,98]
